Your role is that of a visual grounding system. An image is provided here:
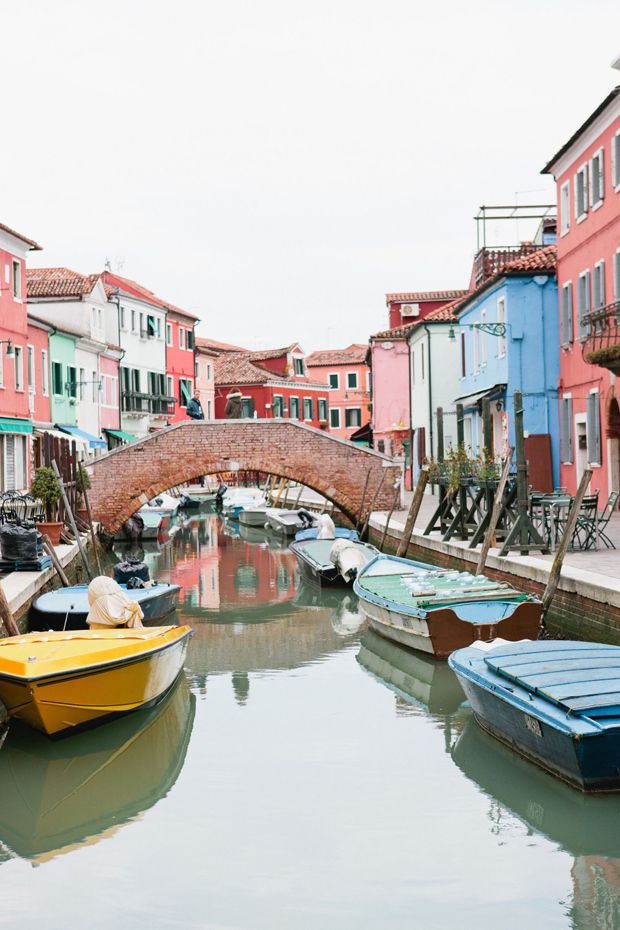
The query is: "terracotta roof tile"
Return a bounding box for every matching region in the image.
[215,351,326,388]
[305,344,368,366]
[27,267,102,299]
[371,320,419,340]
[246,343,300,361]
[101,271,200,321]
[498,244,557,274]
[385,289,468,303]
[196,336,247,353]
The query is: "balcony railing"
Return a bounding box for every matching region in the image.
[121,391,176,415]
[582,300,620,374]
[471,243,544,288]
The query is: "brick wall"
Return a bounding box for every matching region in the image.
[88,419,401,533]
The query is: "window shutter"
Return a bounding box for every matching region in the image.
[5,435,15,491]
[560,399,567,462]
[574,174,579,220]
[587,393,601,465]
[600,260,606,307]
[567,283,573,343]
[561,288,568,346]
[248,397,255,417]
[613,135,618,189]
[599,149,605,200]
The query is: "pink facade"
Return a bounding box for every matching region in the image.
[544,85,620,501]
[195,339,216,420]
[166,307,198,423]
[99,352,121,431]
[26,320,51,427]
[306,345,370,440]
[369,335,411,458]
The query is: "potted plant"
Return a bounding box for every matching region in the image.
[75,468,92,522]
[31,466,63,546]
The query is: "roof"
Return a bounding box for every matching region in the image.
[455,245,557,318]
[214,351,326,388]
[101,271,199,321]
[246,343,300,361]
[0,222,42,251]
[542,85,620,174]
[196,336,247,353]
[26,267,101,299]
[371,321,419,340]
[385,289,468,304]
[27,310,85,339]
[372,298,464,341]
[305,344,368,366]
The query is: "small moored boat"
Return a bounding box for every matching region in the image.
[0,625,192,736]
[353,554,541,659]
[294,527,358,542]
[30,582,181,631]
[238,507,269,527]
[266,508,316,536]
[290,538,377,586]
[449,639,620,792]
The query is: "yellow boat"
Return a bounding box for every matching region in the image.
[0,625,192,736]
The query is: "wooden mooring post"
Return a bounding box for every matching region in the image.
[396,467,429,557]
[360,471,386,540]
[379,483,402,551]
[79,463,103,576]
[476,449,514,575]
[541,468,592,619]
[0,582,19,637]
[355,469,371,531]
[52,460,93,581]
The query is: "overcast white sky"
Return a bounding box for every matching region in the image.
[6,0,620,352]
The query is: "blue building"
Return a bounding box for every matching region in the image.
[452,246,560,488]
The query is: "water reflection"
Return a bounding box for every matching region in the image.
[453,716,620,928]
[0,677,195,865]
[294,583,366,636]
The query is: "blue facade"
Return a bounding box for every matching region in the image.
[454,274,560,485]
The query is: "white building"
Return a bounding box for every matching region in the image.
[407,304,464,482]
[102,272,172,438]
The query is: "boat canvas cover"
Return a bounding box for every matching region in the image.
[483,641,620,716]
[297,539,336,568]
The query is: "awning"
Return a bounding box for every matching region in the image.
[104,428,137,443]
[0,417,33,434]
[453,383,506,408]
[350,422,372,444]
[34,427,78,442]
[180,381,191,404]
[57,425,107,449]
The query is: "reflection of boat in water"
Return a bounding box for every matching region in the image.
[292,583,366,635]
[452,715,620,929]
[357,630,465,716]
[0,677,195,863]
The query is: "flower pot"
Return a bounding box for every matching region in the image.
[36,522,63,546]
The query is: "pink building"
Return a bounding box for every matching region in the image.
[26,318,52,429]
[165,305,199,423]
[99,349,122,432]
[305,344,370,441]
[543,77,620,501]
[195,338,217,420]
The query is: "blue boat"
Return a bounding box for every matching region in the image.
[30,582,181,632]
[354,554,541,660]
[294,527,359,542]
[449,639,620,792]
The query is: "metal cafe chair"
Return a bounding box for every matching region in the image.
[573,490,619,551]
[570,492,603,551]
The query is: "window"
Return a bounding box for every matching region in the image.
[131,309,136,332]
[615,249,620,301]
[14,346,23,392]
[41,349,48,396]
[156,317,161,338]
[52,361,63,395]
[92,370,98,402]
[577,270,591,338]
[473,325,479,373]
[289,396,300,419]
[328,372,339,389]
[330,408,341,429]
[207,363,211,380]
[195,360,199,379]
[480,311,487,366]
[575,164,589,220]
[421,343,425,380]
[27,345,35,394]
[166,323,172,345]
[166,375,174,398]
[132,369,141,392]
[12,260,21,300]
[613,130,620,190]
[179,378,193,406]
[303,398,313,420]
[587,391,601,466]
[346,371,358,389]
[497,297,506,357]
[186,329,194,350]
[561,283,573,347]
[179,328,185,350]
[366,371,371,392]
[272,395,284,417]
[345,408,362,428]
[147,315,156,337]
[460,333,466,376]
[377,439,385,453]
[590,148,604,209]
[67,365,77,398]
[207,399,212,419]
[79,367,86,401]
[241,397,255,418]
[293,357,305,376]
[318,398,328,421]
[593,260,606,311]
[120,306,126,329]
[560,181,570,235]
[139,312,144,336]
[1,435,28,491]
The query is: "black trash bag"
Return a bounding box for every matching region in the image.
[125,575,146,590]
[122,515,144,540]
[114,554,150,585]
[0,524,39,562]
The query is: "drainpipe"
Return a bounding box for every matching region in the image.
[423,324,434,461]
[406,334,413,490]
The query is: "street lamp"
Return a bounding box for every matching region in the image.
[0,340,14,357]
[448,322,507,340]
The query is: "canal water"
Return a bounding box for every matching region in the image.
[1,512,619,929]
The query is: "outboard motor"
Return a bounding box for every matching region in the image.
[114,554,151,586]
[297,508,315,529]
[215,483,228,512]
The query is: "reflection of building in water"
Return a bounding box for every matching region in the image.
[154,516,298,618]
[452,718,620,930]
[0,678,195,865]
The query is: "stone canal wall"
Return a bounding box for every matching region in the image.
[88,419,401,533]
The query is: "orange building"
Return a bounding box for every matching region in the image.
[305,344,371,441]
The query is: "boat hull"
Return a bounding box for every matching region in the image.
[292,550,341,587]
[238,510,268,527]
[454,672,620,792]
[360,598,541,660]
[0,629,191,737]
[30,583,181,632]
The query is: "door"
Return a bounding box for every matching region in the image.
[575,416,588,488]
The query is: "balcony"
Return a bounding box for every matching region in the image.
[151,395,176,416]
[582,300,620,374]
[122,391,151,414]
[471,243,544,288]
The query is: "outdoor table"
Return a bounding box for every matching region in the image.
[540,495,573,552]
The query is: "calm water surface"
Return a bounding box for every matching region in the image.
[1,513,619,929]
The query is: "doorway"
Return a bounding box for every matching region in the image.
[575,415,588,488]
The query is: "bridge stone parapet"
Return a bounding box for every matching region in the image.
[87,419,402,534]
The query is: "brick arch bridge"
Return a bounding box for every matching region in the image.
[87,419,402,534]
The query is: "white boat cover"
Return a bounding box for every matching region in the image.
[316,514,336,539]
[86,576,145,629]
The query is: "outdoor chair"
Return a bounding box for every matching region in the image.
[570,492,604,551]
[573,490,619,551]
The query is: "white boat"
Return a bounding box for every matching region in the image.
[140,492,181,515]
[265,508,316,536]
[238,508,269,527]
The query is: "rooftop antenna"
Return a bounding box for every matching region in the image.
[104,258,112,272]
[611,52,620,71]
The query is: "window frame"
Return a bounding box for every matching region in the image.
[575,162,589,222]
[13,346,23,392]
[272,394,284,417]
[166,323,172,346]
[346,371,359,390]
[560,181,570,235]
[289,396,300,419]
[328,372,339,390]
[318,398,328,422]
[303,397,313,421]
[329,407,341,429]
[52,361,63,396]
[293,356,305,376]
[179,327,185,350]
[613,129,620,192]
[345,407,362,429]
[12,259,21,301]
[593,259,606,310]
[560,282,573,347]
[41,349,49,396]
[590,147,605,210]
[577,269,591,340]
